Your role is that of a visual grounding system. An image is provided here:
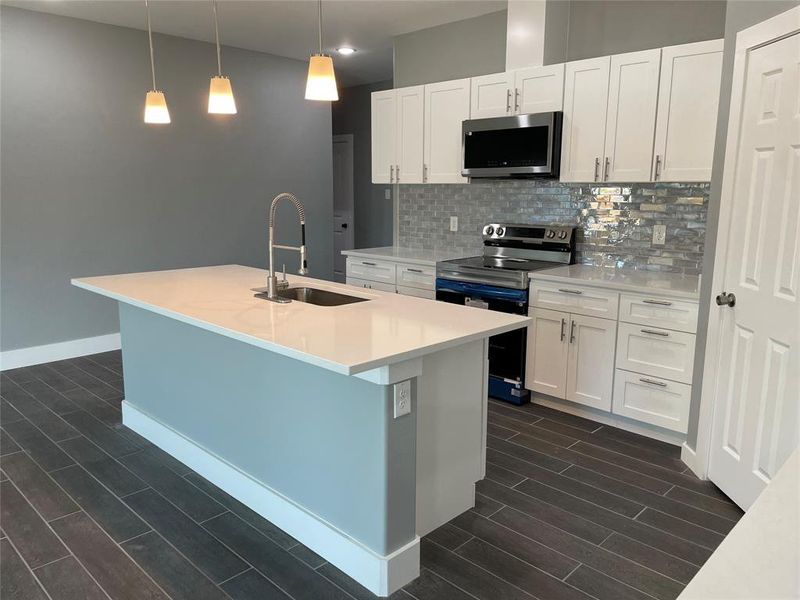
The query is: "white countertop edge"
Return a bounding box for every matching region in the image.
[71,278,528,376]
[529,271,701,300]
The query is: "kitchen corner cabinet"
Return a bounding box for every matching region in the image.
[370,86,424,184]
[470,64,565,119]
[653,39,724,182]
[424,78,470,184]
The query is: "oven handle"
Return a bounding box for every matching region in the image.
[435,278,528,302]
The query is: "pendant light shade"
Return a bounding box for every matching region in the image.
[305,0,338,101]
[144,90,171,123]
[208,0,237,114]
[143,0,170,124]
[305,54,338,101]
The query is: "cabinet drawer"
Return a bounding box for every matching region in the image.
[346,258,396,284]
[613,369,691,433]
[531,282,619,319]
[396,263,435,290]
[345,277,395,293]
[620,294,698,333]
[397,285,435,300]
[615,322,695,384]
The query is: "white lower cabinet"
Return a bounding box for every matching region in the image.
[345,277,395,293]
[613,369,691,433]
[396,285,435,300]
[526,309,615,411]
[615,322,695,384]
[345,258,436,298]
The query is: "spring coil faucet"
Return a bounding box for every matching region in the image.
[266,192,308,303]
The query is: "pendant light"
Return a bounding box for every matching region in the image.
[143,0,170,124]
[208,0,237,114]
[305,0,338,101]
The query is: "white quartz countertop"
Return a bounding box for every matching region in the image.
[342,246,470,267]
[72,265,528,375]
[530,264,701,300]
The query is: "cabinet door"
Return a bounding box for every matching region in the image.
[653,39,723,182]
[470,72,513,119]
[566,314,616,411]
[424,79,471,184]
[561,57,611,182]
[371,90,396,183]
[526,308,569,399]
[396,85,425,184]
[515,64,565,114]
[396,285,435,299]
[604,49,661,182]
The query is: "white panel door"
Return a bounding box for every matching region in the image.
[654,39,724,182]
[708,32,799,509]
[515,63,565,114]
[561,57,611,182]
[470,72,513,119]
[526,308,569,399]
[424,78,471,183]
[396,85,425,184]
[604,49,661,182]
[371,90,396,184]
[565,314,616,411]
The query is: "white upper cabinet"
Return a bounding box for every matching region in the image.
[653,39,724,182]
[560,56,611,182]
[515,64,565,114]
[371,90,396,184]
[470,72,514,119]
[396,86,425,184]
[604,49,661,182]
[424,78,470,184]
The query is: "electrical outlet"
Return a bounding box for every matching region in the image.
[652,224,666,246]
[384,188,391,200]
[449,216,458,232]
[393,380,412,418]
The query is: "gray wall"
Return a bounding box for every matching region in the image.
[393,11,507,87]
[564,1,726,62]
[332,80,394,249]
[0,7,333,352]
[686,0,799,449]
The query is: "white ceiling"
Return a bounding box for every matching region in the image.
[2,0,507,87]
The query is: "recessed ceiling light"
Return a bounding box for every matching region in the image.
[337,47,356,55]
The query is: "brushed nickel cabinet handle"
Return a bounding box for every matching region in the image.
[594,157,600,182]
[395,164,400,182]
[389,165,394,183]
[569,320,577,344]
[406,268,423,273]
[558,288,583,295]
[506,89,512,113]
[640,377,667,387]
[642,299,673,306]
[362,261,377,266]
[560,318,566,342]
[514,88,520,112]
[641,328,669,337]
[654,154,662,180]
[423,163,427,183]
[604,157,610,181]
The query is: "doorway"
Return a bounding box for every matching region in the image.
[333,134,355,283]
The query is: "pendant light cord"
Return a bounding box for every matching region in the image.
[145,0,157,90]
[317,0,323,55]
[212,0,222,76]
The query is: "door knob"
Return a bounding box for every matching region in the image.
[341,223,348,229]
[715,292,736,307]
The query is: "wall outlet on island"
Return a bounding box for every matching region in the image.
[449,216,458,232]
[652,224,666,246]
[393,380,411,418]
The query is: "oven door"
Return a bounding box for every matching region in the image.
[436,279,529,403]
[462,112,562,178]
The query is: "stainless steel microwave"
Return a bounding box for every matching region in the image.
[461,111,562,179]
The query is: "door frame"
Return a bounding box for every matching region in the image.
[332,133,355,283]
[688,5,800,479]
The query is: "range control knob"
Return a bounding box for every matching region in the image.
[559,230,568,239]
[495,227,505,237]
[546,230,556,239]
[484,226,494,235]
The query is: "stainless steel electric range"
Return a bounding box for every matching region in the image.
[436,223,576,405]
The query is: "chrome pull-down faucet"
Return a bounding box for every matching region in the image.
[266,192,308,303]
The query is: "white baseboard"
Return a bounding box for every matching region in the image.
[681,442,707,479]
[0,333,121,371]
[122,401,420,597]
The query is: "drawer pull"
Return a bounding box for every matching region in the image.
[569,320,577,343]
[641,328,669,337]
[640,377,667,388]
[558,288,584,295]
[361,261,377,266]
[560,318,566,342]
[642,299,673,306]
[406,268,423,273]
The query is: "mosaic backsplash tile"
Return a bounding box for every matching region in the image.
[397,181,709,275]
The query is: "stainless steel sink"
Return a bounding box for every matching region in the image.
[255,287,369,306]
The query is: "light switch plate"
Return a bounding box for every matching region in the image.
[384,188,391,200]
[652,224,666,246]
[449,216,458,232]
[393,380,411,418]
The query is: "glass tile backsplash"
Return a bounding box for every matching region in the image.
[397,181,709,275]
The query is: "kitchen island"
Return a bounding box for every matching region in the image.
[72,265,528,596]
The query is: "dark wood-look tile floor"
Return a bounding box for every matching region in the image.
[0,351,743,600]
